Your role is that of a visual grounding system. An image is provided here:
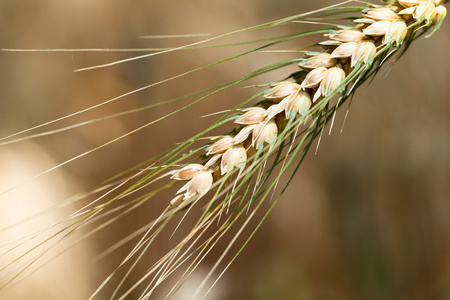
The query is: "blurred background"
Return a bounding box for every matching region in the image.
[0,0,449,299]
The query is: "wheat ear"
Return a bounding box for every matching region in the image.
[99,1,449,298]
[169,0,447,208]
[128,1,448,298]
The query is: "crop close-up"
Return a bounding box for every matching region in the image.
[1,0,450,299]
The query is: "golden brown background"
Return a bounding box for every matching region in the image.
[1,0,450,299]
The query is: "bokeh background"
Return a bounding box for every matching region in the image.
[1,0,450,299]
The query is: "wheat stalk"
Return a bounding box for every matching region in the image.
[0,0,448,299]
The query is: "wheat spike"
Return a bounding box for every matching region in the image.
[168,0,449,209]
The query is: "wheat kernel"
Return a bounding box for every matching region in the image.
[351,40,377,67]
[263,81,300,102]
[313,65,345,103]
[235,107,267,125]
[233,125,257,144]
[327,29,366,42]
[383,20,408,45]
[221,144,247,175]
[363,7,400,21]
[301,67,328,89]
[286,89,312,117]
[298,53,338,70]
[413,2,437,23]
[253,119,278,150]
[207,136,234,155]
[319,40,343,46]
[363,20,392,36]
[171,164,206,181]
[398,0,427,8]
[185,170,213,197]
[331,42,359,59]
[354,18,377,24]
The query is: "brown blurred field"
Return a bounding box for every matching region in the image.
[1,1,450,299]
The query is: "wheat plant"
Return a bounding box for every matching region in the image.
[1,0,449,299]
